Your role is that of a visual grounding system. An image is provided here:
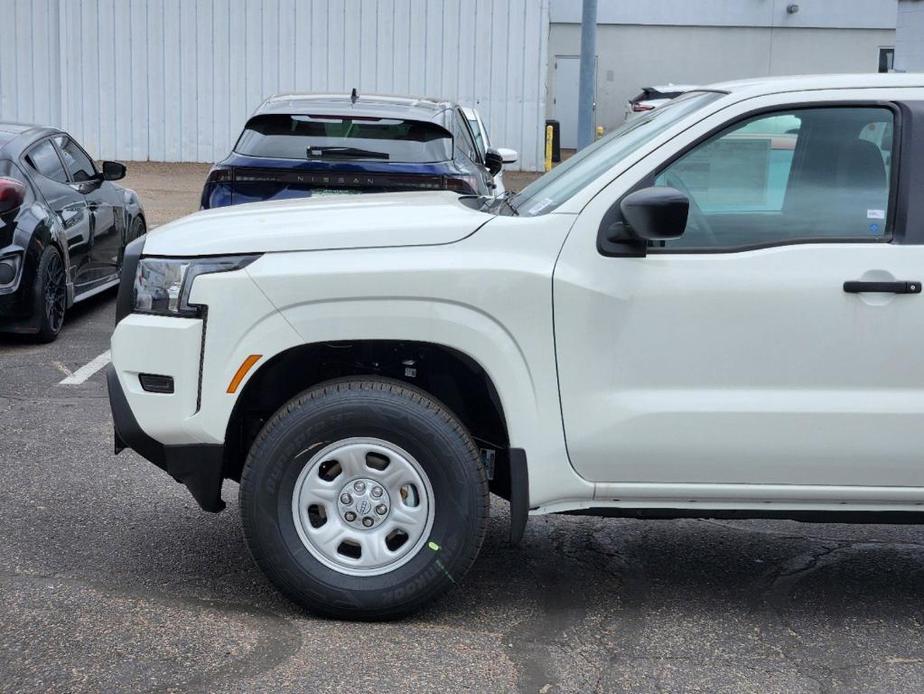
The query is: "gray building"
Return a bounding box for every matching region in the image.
[548,0,899,148]
[0,0,551,170]
[896,0,924,71]
[0,0,913,169]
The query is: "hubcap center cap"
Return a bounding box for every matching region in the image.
[337,477,390,529]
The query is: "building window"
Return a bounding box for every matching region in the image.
[879,47,895,73]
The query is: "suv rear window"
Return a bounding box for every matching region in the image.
[234,114,454,163]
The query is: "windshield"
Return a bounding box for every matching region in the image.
[513,91,724,216]
[235,114,454,163]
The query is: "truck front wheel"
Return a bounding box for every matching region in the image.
[239,377,489,620]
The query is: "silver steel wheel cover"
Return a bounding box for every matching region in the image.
[291,437,436,576]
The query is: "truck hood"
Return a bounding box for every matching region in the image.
[142,191,492,256]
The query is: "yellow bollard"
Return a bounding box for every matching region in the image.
[545,125,553,172]
[595,125,605,140]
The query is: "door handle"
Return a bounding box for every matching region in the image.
[843,280,922,294]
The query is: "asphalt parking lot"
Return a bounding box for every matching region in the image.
[4,166,924,693]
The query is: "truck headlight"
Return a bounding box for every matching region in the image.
[133,255,258,317]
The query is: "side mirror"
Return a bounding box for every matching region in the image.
[484,148,504,177]
[496,147,518,165]
[101,161,126,181]
[619,186,689,241]
[0,176,26,215]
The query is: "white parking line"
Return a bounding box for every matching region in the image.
[59,350,111,385]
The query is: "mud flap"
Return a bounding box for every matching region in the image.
[508,448,529,545]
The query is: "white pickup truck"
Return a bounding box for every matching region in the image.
[109,74,924,619]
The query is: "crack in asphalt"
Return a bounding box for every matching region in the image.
[746,535,924,693]
[504,519,652,694]
[752,545,844,693]
[700,518,924,549]
[505,523,609,693]
[503,517,924,693]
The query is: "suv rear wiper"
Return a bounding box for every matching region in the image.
[306,146,390,160]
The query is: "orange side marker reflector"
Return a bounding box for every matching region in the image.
[227,354,262,393]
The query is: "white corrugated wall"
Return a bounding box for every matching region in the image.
[0,0,549,170]
[0,0,62,132]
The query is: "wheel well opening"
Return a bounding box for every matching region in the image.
[223,340,512,494]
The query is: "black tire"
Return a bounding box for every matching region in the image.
[118,216,146,268]
[33,245,67,342]
[239,377,489,620]
[131,215,146,241]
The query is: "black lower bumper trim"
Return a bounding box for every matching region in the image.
[107,366,226,512]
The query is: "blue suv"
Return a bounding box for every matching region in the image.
[201,92,503,209]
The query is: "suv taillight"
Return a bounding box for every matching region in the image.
[206,166,233,184]
[444,175,480,194]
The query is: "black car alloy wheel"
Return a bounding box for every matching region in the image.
[35,246,67,341]
[44,253,65,329]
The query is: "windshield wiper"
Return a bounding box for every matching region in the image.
[502,192,519,216]
[306,146,390,160]
[479,192,519,216]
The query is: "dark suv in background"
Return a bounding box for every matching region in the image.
[200,92,504,209]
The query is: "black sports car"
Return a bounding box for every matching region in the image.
[0,123,145,341]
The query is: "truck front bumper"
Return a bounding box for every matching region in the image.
[107,365,226,512]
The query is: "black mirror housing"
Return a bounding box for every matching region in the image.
[102,161,126,181]
[619,186,689,241]
[484,148,504,177]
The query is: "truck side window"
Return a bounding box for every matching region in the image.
[653,106,894,250]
